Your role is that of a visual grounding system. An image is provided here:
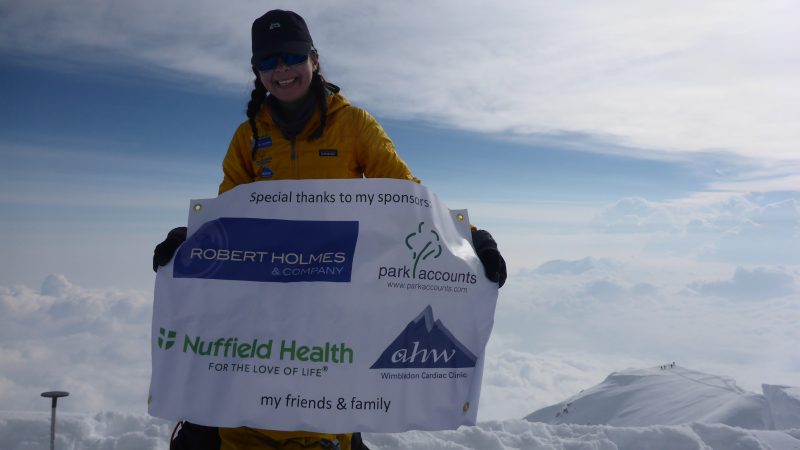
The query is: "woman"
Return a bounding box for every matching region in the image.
[219,9,419,195]
[155,9,506,450]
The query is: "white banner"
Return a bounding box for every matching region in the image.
[148,179,498,433]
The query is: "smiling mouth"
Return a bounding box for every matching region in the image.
[276,78,297,87]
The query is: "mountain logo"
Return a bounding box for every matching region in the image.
[371,305,477,369]
[158,328,177,350]
[406,222,442,278]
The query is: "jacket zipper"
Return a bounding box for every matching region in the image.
[290,136,299,178]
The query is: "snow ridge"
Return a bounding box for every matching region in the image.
[525,365,800,431]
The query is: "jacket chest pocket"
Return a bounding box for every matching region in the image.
[300,147,361,179]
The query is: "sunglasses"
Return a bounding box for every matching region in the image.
[256,53,309,71]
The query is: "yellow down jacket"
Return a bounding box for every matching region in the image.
[219,91,418,195]
[216,91,417,449]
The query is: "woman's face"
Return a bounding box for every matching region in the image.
[259,53,318,104]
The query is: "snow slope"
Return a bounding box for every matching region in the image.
[763,385,800,430]
[525,365,800,431]
[2,411,800,450]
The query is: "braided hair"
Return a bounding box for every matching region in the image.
[246,67,269,159]
[246,55,336,158]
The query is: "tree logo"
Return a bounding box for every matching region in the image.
[158,328,177,350]
[405,222,442,278]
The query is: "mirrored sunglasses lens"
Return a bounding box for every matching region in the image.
[283,54,308,66]
[257,54,308,71]
[257,56,279,71]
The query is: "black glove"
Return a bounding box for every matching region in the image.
[471,229,507,288]
[153,227,187,272]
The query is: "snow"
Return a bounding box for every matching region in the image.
[0,411,171,450]
[525,365,773,428]
[2,412,799,450]
[525,365,800,433]
[763,385,800,430]
[3,368,800,450]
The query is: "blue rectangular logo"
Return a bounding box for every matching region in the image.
[173,218,359,283]
[255,137,272,149]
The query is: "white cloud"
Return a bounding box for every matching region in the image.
[532,257,620,276]
[592,198,679,234]
[0,276,152,413]
[688,266,798,301]
[2,0,798,162]
[2,271,799,438]
[708,162,800,193]
[678,196,799,264]
[494,261,800,393]
[588,193,800,264]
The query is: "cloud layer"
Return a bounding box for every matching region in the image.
[0,275,153,413]
[0,274,641,421]
[2,0,798,161]
[591,193,800,264]
[495,256,800,393]
[7,270,796,423]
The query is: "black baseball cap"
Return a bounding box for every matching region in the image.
[251,10,314,65]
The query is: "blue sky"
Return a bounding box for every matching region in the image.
[1,0,798,409]
[1,59,722,289]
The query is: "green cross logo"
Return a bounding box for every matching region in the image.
[405,221,442,278]
[158,328,176,350]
